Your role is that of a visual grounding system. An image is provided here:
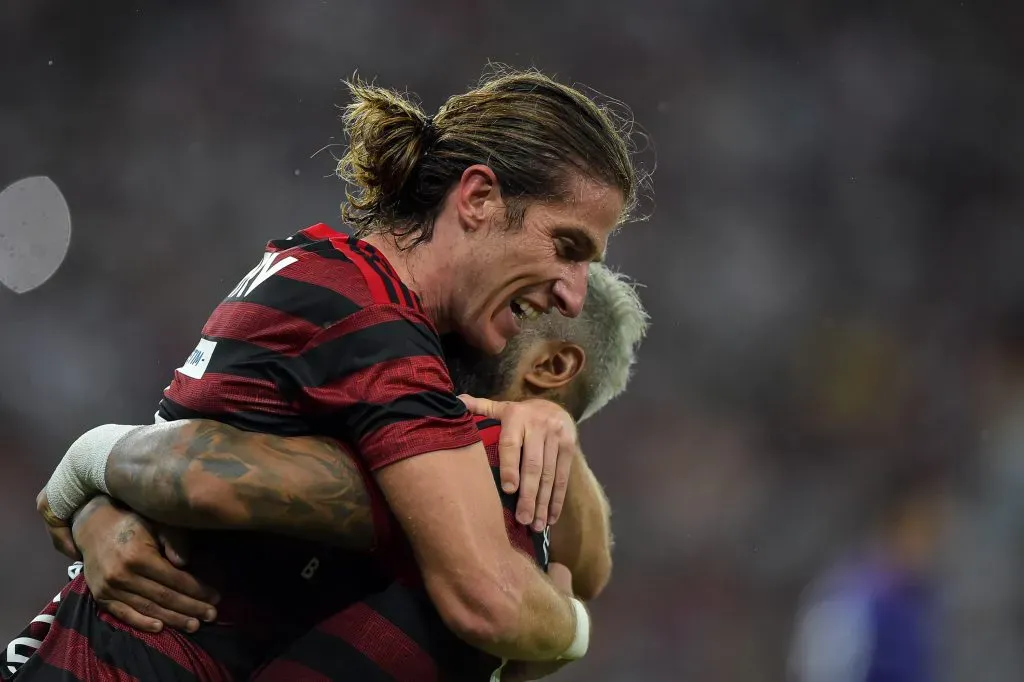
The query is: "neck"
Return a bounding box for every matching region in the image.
[361,233,455,333]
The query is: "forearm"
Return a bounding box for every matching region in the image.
[490,552,581,661]
[377,446,586,662]
[102,420,375,550]
[550,453,613,600]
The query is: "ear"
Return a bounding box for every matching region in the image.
[524,341,586,392]
[454,164,501,233]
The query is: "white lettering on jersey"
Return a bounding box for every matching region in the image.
[178,338,217,380]
[228,252,298,299]
[300,557,320,580]
[3,566,74,675]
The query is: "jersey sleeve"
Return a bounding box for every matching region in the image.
[294,302,481,470]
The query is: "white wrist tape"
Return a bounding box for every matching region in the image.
[559,597,591,661]
[44,424,140,521]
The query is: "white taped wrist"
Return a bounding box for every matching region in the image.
[559,597,591,661]
[45,424,140,521]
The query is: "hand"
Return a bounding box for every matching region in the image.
[459,395,578,531]
[71,496,220,633]
[37,488,80,560]
[500,563,576,681]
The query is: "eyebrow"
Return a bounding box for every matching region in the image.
[555,227,604,264]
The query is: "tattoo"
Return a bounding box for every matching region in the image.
[104,421,375,551]
[115,523,136,546]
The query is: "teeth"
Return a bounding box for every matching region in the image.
[512,298,543,320]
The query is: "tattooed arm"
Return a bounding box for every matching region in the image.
[103,420,375,552]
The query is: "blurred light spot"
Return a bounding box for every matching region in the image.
[0,176,72,293]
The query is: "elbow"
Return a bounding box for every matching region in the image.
[426,567,523,648]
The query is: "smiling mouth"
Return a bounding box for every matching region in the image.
[510,297,543,321]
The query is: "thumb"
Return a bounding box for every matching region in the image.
[158,529,190,568]
[458,394,501,418]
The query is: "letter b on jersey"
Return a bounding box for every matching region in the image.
[300,557,320,580]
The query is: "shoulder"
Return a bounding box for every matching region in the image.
[266,224,423,312]
[215,224,426,340]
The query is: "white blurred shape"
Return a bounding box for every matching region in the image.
[0,176,72,293]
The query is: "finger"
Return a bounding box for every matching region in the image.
[48,527,82,561]
[458,394,498,418]
[547,437,575,526]
[130,573,217,624]
[516,427,545,526]
[531,430,560,531]
[497,419,524,496]
[111,584,205,633]
[99,598,164,633]
[134,557,220,609]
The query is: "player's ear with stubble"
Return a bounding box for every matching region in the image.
[524,343,586,392]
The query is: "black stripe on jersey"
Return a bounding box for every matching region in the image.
[51,589,201,682]
[475,418,501,432]
[330,391,467,442]
[365,585,465,663]
[172,317,444,391]
[223,274,362,329]
[490,465,548,568]
[301,318,445,384]
[158,397,315,436]
[351,240,414,308]
[272,631,394,682]
[348,239,407,307]
[6,658,80,681]
[296,237,356,263]
[267,234,313,251]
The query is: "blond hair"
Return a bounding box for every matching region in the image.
[337,65,641,245]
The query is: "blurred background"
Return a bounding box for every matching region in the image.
[2,2,1023,680]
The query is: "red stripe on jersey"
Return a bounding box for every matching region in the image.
[166,373,294,416]
[300,223,343,241]
[475,420,502,450]
[317,603,437,682]
[254,658,332,682]
[63,579,231,678]
[327,237,396,305]
[358,415,482,471]
[303,302,438,351]
[203,301,324,353]
[303,354,450,409]
[36,620,139,682]
[274,255,374,307]
[503,506,535,556]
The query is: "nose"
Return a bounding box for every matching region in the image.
[553,264,588,318]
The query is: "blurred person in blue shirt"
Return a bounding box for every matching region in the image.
[788,463,952,682]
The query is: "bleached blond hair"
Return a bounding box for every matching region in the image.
[573,264,649,421]
[501,263,649,421]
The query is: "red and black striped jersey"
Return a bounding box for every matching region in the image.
[159,222,480,467]
[252,417,550,682]
[152,224,481,676]
[2,564,232,682]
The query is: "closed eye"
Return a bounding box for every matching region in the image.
[553,228,602,263]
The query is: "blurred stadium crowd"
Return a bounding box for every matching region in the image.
[1,1,1022,680]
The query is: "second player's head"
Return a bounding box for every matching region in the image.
[443,263,649,423]
[337,65,643,355]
